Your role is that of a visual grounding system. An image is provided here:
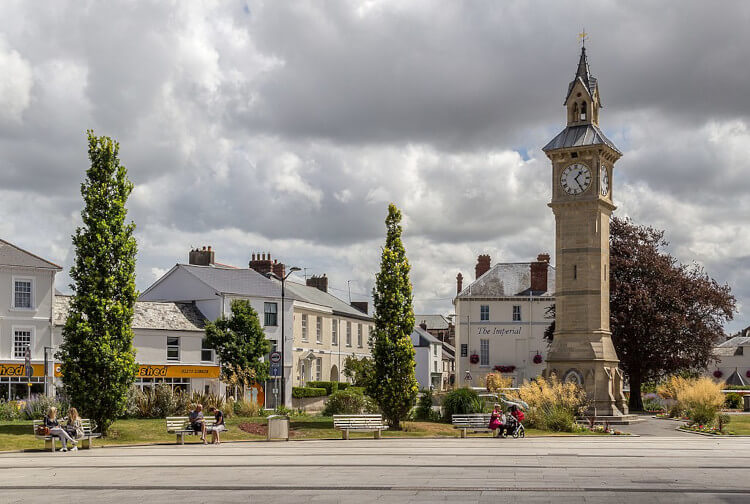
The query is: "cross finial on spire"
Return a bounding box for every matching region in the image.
[578,28,588,48]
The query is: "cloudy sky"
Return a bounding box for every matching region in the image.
[1,1,748,333]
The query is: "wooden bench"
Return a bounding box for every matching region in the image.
[333,414,388,439]
[33,419,101,451]
[452,413,496,438]
[166,416,217,444]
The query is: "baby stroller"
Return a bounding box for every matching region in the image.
[503,404,526,439]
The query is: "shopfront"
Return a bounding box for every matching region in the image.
[0,363,46,401]
[132,364,221,393]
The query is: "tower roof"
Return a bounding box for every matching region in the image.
[565,47,598,105]
[542,123,621,154]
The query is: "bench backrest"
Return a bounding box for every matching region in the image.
[333,414,384,429]
[452,414,492,426]
[166,415,217,432]
[33,418,97,435]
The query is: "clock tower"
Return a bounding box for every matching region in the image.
[542,45,628,416]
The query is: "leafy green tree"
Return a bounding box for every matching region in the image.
[342,355,374,388]
[204,299,271,390]
[368,203,418,429]
[57,132,139,435]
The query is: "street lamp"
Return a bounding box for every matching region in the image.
[266,266,301,407]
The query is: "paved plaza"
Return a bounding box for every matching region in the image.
[3,430,750,504]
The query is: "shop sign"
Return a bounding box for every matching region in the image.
[0,363,45,377]
[136,365,221,379]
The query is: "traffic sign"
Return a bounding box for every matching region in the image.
[271,363,281,377]
[270,351,281,364]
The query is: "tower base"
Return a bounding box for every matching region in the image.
[544,359,629,417]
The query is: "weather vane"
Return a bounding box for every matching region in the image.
[578,28,588,47]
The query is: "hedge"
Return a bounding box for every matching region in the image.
[307,381,339,395]
[337,382,350,391]
[348,386,365,395]
[292,387,327,398]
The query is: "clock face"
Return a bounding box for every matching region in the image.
[560,163,591,195]
[600,166,610,196]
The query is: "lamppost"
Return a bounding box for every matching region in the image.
[266,266,300,407]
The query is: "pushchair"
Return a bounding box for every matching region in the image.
[503,405,526,439]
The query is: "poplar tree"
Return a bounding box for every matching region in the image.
[368,204,418,429]
[57,132,138,435]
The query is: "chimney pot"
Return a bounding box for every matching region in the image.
[456,272,463,294]
[306,274,328,293]
[419,321,427,331]
[530,253,549,293]
[475,254,491,279]
[189,246,215,266]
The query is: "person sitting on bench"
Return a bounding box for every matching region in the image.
[189,404,207,444]
[45,406,78,452]
[208,406,227,445]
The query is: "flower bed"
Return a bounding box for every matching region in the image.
[679,424,734,436]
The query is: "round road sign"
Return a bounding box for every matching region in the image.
[270,351,282,364]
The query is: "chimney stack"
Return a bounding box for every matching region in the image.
[456,272,463,294]
[189,246,215,266]
[530,253,550,293]
[350,301,368,314]
[419,320,427,331]
[249,251,285,277]
[306,274,328,293]
[475,254,491,279]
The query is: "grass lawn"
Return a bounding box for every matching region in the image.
[728,414,750,435]
[0,416,599,452]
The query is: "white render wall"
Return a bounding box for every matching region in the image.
[0,266,56,364]
[455,296,554,388]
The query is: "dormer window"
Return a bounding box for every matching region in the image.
[580,102,587,120]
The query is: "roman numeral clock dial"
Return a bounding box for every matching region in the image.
[560,163,591,195]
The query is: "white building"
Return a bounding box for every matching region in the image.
[411,326,443,391]
[454,254,555,388]
[0,239,61,400]
[711,327,750,386]
[139,250,293,408]
[52,296,218,395]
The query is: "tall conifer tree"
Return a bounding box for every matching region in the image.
[57,132,138,435]
[368,204,418,429]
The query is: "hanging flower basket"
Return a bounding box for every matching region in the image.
[533,354,543,365]
[469,354,480,364]
[493,365,516,373]
[713,369,723,379]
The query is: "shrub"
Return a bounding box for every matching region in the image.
[442,388,483,419]
[233,398,262,417]
[0,400,22,420]
[485,372,513,392]
[724,392,743,410]
[292,387,327,399]
[675,377,724,426]
[413,389,440,421]
[23,395,69,420]
[307,381,339,395]
[348,387,365,395]
[718,413,731,432]
[642,398,665,412]
[322,389,372,416]
[513,376,586,432]
[337,382,350,391]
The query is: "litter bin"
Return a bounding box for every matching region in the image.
[267,415,290,441]
[744,395,750,412]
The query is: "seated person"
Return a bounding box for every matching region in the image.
[189,404,207,444]
[44,406,77,452]
[208,406,227,445]
[489,404,508,438]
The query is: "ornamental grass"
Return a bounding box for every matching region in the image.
[511,376,586,432]
[658,376,724,426]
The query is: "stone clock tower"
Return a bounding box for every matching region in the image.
[542,46,628,416]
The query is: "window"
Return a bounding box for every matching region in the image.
[264,302,278,326]
[574,264,577,280]
[13,279,32,309]
[357,324,363,347]
[201,338,213,362]
[480,339,489,366]
[316,317,322,343]
[13,329,32,359]
[167,336,180,361]
[332,319,338,345]
[346,322,352,347]
[301,314,308,341]
[580,101,587,120]
[480,305,489,321]
[434,361,439,373]
[316,357,322,381]
[461,344,468,357]
[433,344,438,357]
[512,305,522,322]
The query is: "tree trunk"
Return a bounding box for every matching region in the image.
[628,373,644,412]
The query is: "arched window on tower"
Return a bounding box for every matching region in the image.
[571,102,579,123]
[580,102,587,120]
